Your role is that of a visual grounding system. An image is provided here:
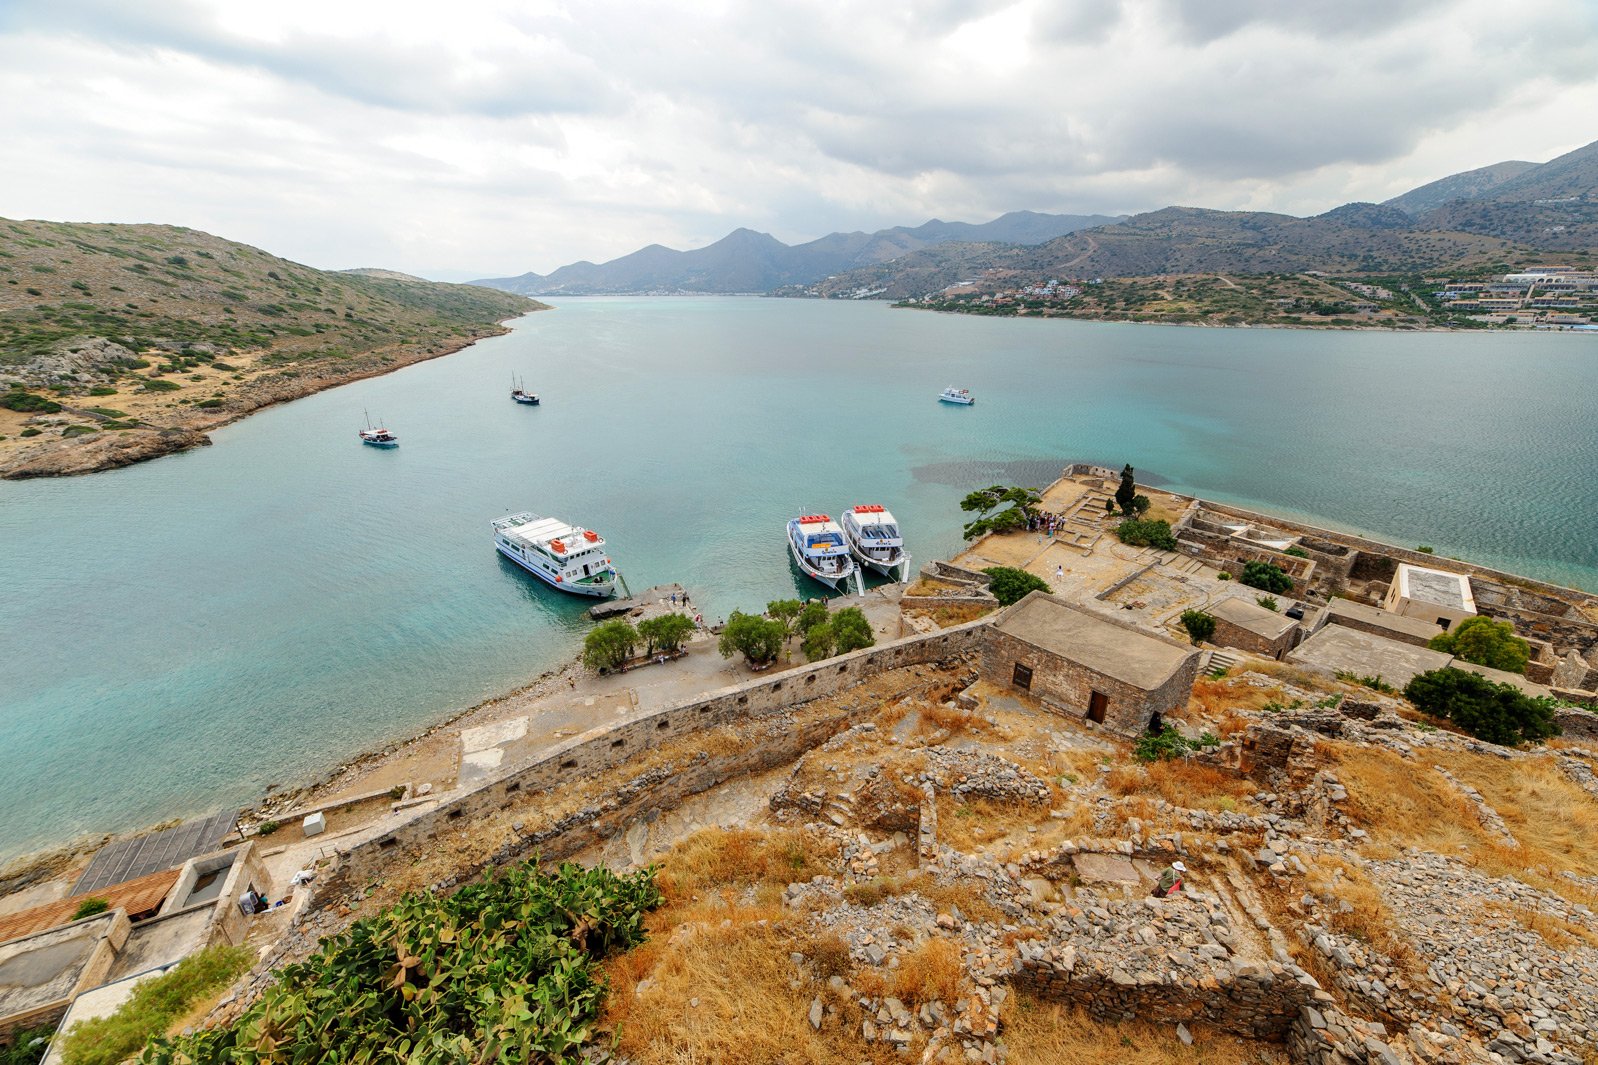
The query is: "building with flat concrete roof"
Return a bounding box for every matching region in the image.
[1206,597,1300,659]
[0,911,129,1043]
[982,592,1199,736]
[1383,564,1476,631]
[1321,598,1442,648]
[1288,626,1453,689]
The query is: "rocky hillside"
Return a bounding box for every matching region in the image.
[1383,161,1539,217]
[0,218,540,477]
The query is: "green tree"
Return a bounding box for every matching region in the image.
[797,599,830,635]
[830,607,876,653]
[582,619,638,673]
[1115,464,1137,515]
[801,619,837,661]
[717,611,785,668]
[1428,616,1531,674]
[637,613,695,656]
[1179,610,1215,645]
[982,566,1051,606]
[1256,596,1279,612]
[959,484,1042,540]
[1239,561,1292,594]
[766,598,804,648]
[1404,667,1557,746]
[1131,494,1151,516]
[1114,518,1176,551]
[1104,497,1116,515]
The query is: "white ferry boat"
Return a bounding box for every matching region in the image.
[841,504,910,581]
[786,514,858,592]
[938,387,974,405]
[492,512,618,597]
[358,411,398,448]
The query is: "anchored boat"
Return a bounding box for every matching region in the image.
[511,375,540,405]
[786,514,858,592]
[938,387,974,405]
[492,512,619,598]
[841,504,910,581]
[358,410,398,448]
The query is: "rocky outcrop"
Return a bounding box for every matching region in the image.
[0,426,211,478]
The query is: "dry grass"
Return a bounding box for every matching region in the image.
[1326,743,1598,908]
[918,700,997,738]
[853,937,964,1006]
[1481,901,1598,950]
[1238,660,1333,690]
[903,602,997,627]
[1103,759,1259,815]
[1303,854,1417,975]
[936,795,1048,854]
[905,577,964,595]
[657,826,836,900]
[999,994,1287,1063]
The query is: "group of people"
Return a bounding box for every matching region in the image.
[1028,510,1065,540]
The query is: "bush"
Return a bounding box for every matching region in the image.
[140,377,181,392]
[88,386,118,396]
[1114,518,1176,550]
[981,566,1051,606]
[19,427,41,438]
[0,1024,54,1065]
[1403,667,1558,746]
[1,389,63,414]
[1239,561,1292,594]
[797,599,829,634]
[1428,616,1530,674]
[195,398,223,409]
[718,610,785,667]
[1179,610,1215,645]
[1256,595,1279,611]
[61,424,97,438]
[136,863,660,1065]
[801,619,837,661]
[1283,546,1310,558]
[583,618,638,673]
[1133,725,1197,762]
[637,612,694,656]
[1216,570,1230,580]
[255,820,280,836]
[71,897,110,920]
[830,606,875,653]
[60,944,252,1065]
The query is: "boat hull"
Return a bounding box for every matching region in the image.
[847,542,908,578]
[497,543,616,597]
[512,395,540,405]
[938,396,974,405]
[787,535,855,590]
[361,438,398,448]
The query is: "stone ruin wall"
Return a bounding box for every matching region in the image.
[325,620,992,895]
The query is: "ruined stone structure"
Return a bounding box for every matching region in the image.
[981,593,1199,736]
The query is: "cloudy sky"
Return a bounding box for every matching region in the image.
[3,0,1596,280]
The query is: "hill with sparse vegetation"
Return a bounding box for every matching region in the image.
[0,218,540,478]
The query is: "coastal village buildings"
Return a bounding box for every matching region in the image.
[1382,562,1477,631]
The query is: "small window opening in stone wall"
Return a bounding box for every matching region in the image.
[378,838,397,850]
[738,695,749,705]
[447,809,463,821]
[612,738,625,748]
[772,682,783,691]
[505,782,520,793]
[806,674,816,685]
[657,718,670,729]
[561,759,577,769]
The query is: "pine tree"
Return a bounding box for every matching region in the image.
[1115,464,1137,516]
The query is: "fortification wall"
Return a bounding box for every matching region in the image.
[330,620,990,891]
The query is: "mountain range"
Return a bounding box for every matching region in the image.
[476,138,1598,300]
[471,211,1122,296]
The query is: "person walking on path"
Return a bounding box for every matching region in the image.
[1151,861,1185,898]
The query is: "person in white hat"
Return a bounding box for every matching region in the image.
[1153,861,1186,898]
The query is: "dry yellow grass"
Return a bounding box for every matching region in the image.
[1103,759,1258,814]
[853,938,964,1006]
[936,795,1048,854]
[904,602,998,627]
[1325,743,1598,907]
[999,994,1287,1063]
[1482,901,1598,950]
[657,826,836,900]
[1302,854,1417,975]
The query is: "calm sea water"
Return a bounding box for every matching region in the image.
[1,298,1594,861]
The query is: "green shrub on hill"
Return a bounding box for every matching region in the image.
[1179,610,1215,645]
[718,610,785,667]
[583,619,638,673]
[1403,667,1558,747]
[61,944,252,1065]
[1239,561,1293,594]
[1,388,62,413]
[135,863,661,1065]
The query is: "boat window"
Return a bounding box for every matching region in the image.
[877,524,899,538]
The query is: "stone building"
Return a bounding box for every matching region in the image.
[1383,564,1476,631]
[1319,598,1442,648]
[1206,597,1300,659]
[982,593,1200,736]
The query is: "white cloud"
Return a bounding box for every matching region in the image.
[0,0,1593,278]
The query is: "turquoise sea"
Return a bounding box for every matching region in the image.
[1,298,1594,862]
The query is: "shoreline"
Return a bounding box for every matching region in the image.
[6,469,1595,883]
[0,307,547,480]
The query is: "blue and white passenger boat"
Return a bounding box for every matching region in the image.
[841,504,910,581]
[492,512,619,597]
[511,375,540,405]
[786,513,858,592]
[938,387,974,405]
